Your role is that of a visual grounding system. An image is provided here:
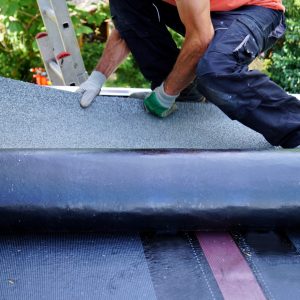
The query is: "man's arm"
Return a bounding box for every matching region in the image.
[95,28,130,78]
[78,29,130,108]
[164,0,214,95]
[144,0,214,117]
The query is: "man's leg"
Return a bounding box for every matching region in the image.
[196,6,300,148]
[109,0,182,89]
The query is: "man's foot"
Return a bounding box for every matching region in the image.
[129,80,206,102]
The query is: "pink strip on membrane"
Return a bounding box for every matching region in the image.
[197,232,266,300]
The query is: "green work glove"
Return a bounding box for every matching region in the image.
[144,82,179,118]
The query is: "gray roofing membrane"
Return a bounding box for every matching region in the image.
[0,76,272,149]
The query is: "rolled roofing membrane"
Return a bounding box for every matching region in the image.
[0,149,300,231]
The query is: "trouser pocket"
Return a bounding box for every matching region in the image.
[233,33,260,65]
[264,14,286,51]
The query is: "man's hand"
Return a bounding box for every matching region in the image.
[144,82,179,118]
[77,71,106,108]
[78,29,130,108]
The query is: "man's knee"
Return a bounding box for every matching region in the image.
[196,74,241,120]
[196,52,234,108]
[196,50,240,79]
[110,0,161,40]
[110,0,146,33]
[195,52,252,120]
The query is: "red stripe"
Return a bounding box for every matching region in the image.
[197,232,266,300]
[162,0,176,6]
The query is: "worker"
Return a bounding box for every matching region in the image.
[78,0,300,148]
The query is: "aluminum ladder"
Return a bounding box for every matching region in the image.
[36,0,88,86]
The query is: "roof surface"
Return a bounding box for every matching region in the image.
[0,76,271,149]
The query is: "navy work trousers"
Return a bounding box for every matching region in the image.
[109,0,300,147]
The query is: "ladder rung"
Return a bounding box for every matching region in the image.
[56,51,71,60]
[36,32,48,39]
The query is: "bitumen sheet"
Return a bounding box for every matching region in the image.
[234,231,300,299]
[0,76,271,149]
[1,231,300,300]
[0,233,156,300]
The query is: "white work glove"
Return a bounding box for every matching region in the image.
[77,71,106,108]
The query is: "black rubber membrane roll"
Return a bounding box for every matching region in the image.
[0,149,300,232]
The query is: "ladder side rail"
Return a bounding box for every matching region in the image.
[50,0,88,84]
[36,0,81,86]
[36,33,65,85]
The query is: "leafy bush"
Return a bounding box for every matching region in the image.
[265,0,300,93]
[0,1,43,81]
[0,0,148,87]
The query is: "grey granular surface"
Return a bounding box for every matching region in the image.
[0,76,272,149]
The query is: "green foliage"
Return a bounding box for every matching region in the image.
[68,2,108,37]
[169,28,184,48]
[0,0,299,91]
[0,0,42,80]
[265,0,300,92]
[0,0,148,87]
